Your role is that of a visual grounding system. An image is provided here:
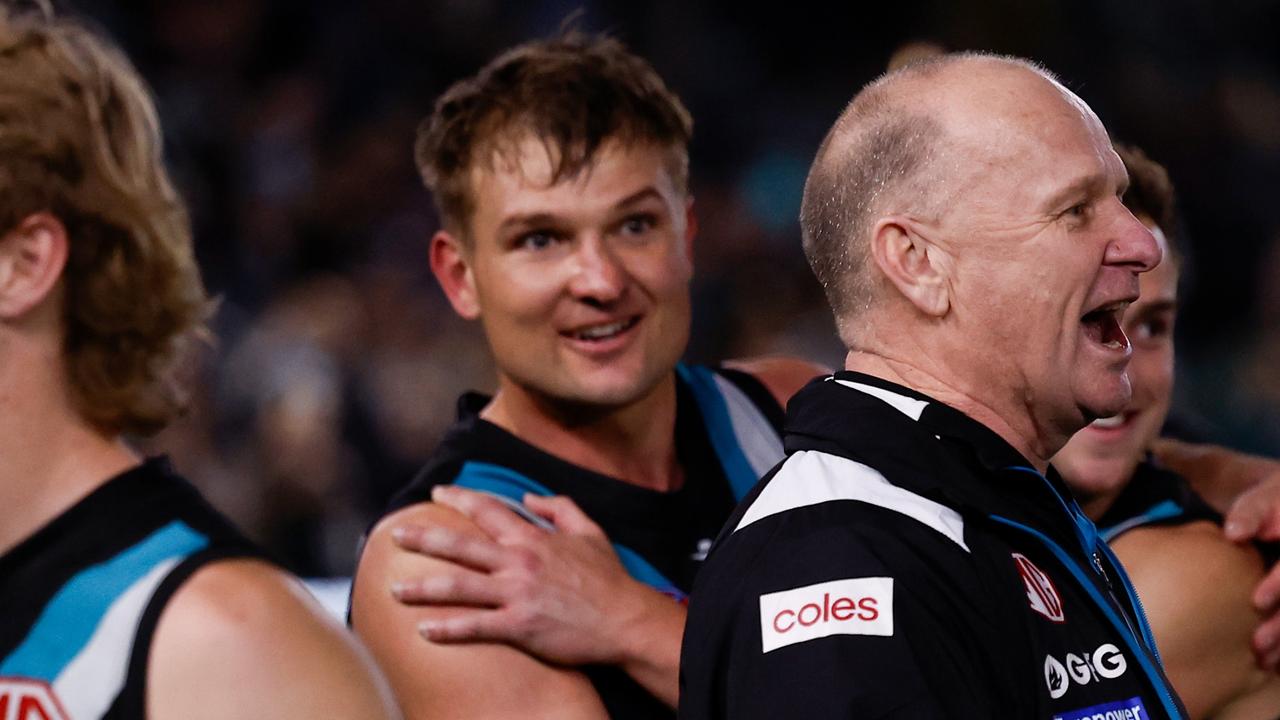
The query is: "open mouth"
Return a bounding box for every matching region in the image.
[1080,302,1130,351]
[562,316,641,343]
[1089,412,1132,430]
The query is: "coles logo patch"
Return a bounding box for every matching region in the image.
[1044,643,1128,699]
[0,678,71,720]
[758,577,892,653]
[1013,553,1065,622]
[1053,696,1148,720]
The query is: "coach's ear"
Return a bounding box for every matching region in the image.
[0,212,69,320]
[869,215,950,318]
[429,230,480,320]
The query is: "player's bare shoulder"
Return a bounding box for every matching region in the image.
[1111,521,1280,719]
[353,501,608,720]
[148,558,401,720]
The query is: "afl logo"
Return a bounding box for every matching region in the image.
[0,678,71,720]
[1012,553,1064,623]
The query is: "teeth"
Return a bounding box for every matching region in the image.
[575,320,629,340]
[1091,415,1125,429]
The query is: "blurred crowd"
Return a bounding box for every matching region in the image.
[66,0,1280,577]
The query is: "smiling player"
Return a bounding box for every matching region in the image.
[349,33,822,720]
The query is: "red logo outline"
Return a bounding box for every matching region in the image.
[1012,553,1065,623]
[0,677,72,720]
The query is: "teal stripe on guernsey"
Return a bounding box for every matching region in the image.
[1099,500,1184,543]
[675,364,758,501]
[454,461,687,601]
[0,520,208,681]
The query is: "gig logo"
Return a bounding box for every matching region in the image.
[758,577,893,653]
[0,678,70,720]
[1044,643,1128,699]
[1013,553,1065,622]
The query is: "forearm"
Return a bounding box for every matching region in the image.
[1151,438,1273,513]
[612,588,686,708]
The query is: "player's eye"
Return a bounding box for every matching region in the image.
[619,213,657,236]
[515,230,559,251]
[1132,317,1171,341]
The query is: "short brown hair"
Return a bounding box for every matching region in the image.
[0,6,211,436]
[414,32,693,236]
[1116,143,1178,251]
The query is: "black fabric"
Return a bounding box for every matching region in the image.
[0,457,264,718]
[1097,459,1280,566]
[1096,460,1221,534]
[681,372,1186,719]
[379,367,783,720]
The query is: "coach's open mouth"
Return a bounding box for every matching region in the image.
[1080,301,1130,351]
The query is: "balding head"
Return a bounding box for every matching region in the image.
[804,52,1164,466]
[800,53,1064,346]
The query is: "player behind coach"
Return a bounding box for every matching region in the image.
[0,6,399,719]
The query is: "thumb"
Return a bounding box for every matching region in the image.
[524,494,606,537]
[1225,482,1280,542]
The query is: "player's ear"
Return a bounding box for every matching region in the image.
[0,212,69,320]
[869,215,951,318]
[429,230,480,320]
[682,196,697,266]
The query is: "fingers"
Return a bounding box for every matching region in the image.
[1255,564,1280,617]
[432,486,544,543]
[1254,614,1280,672]
[1225,484,1268,542]
[392,524,505,571]
[1226,478,1280,543]
[524,494,607,537]
[391,567,505,607]
[418,609,527,645]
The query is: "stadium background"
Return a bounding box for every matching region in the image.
[64,0,1280,577]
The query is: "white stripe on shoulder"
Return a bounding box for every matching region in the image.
[734,450,968,551]
[53,556,183,719]
[713,372,785,477]
[832,379,929,421]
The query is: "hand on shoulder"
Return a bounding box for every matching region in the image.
[352,499,610,719]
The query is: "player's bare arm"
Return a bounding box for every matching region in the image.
[352,502,610,719]
[382,488,685,708]
[148,558,401,720]
[1152,438,1280,517]
[1110,521,1280,719]
[723,356,831,408]
[1152,438,1280,670]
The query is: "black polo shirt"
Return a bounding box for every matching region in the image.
[679,372,1187,719]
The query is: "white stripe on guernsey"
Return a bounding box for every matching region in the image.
[714,373,785,477]
[832,379,929,421]
[53,556,183,719]
[734,450,968,552]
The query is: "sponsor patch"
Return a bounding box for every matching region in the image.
[1013,553,1065,622]
[1044,643,1128,699]
[1053,696,1148,720]
[0,677,71,720]
[758,577,893,653]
